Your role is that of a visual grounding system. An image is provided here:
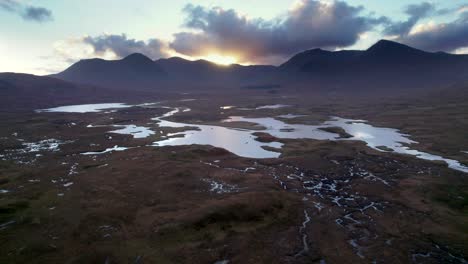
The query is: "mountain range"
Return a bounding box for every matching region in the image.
[51,40,468,93]
[2,39,468,111]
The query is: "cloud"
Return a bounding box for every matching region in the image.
[457,5,468,14]
[0,0,19,12]
[82,34,168,59]
[385,3,468,52]
[395,15,468,52]
[170,0,387,63]
[53,34,170,64]
[22,6,52,22]
[0,0,53,22]
[384,2,435,36]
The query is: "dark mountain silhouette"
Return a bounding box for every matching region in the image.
[154,57,242,83]
[53,53,167,90]
[53,53,278,90]
[280,40,468,92]
[52,40,468,93]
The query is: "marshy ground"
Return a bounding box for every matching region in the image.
[0,92,467,263]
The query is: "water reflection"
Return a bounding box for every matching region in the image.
[152,109,283,158]
[36,103,467,173]
[37,103,132,113]
[153,109,468,173]
[110,125,155,138]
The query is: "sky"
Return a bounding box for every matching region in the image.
[1,0,467,75]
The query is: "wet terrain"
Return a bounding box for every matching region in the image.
[0,94,467,263]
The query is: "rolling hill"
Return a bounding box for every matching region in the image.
[0,73,150,111]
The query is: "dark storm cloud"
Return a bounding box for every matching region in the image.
[384,2,468,52]
[384,2,435,36]
[170,0,388,62]
[83,34,168,59]
[396,13,468,52]
[0,0,53,22]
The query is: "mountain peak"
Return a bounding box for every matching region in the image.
[366,39,423,55]
[122,53,153,63]
[372,39,399,46]
[301,48,329,55]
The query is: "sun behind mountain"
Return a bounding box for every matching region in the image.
[202,54,237,66]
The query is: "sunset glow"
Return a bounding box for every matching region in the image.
[2,1,468,263]
[201,54,238,66]
[0,0,466,74]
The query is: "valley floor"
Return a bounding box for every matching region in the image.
[0,92,467,263]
